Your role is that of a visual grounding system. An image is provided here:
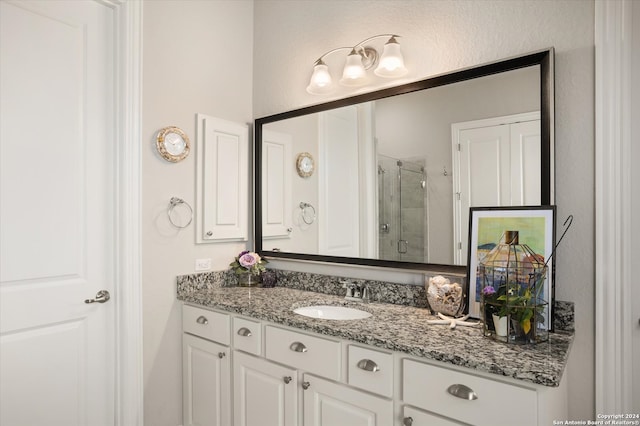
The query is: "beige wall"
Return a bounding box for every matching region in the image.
[142,1,253,425]
[253,0,595,420]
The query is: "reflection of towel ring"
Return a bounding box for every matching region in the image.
[299,202,316,225]
[168,197,193,228]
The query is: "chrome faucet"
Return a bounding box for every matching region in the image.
[340,280,370,303]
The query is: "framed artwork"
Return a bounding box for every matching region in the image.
[466,206,556,329]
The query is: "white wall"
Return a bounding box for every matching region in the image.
[142,1,253,425]
[254,0,595,419]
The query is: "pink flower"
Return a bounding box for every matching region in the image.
[239,252,258,269]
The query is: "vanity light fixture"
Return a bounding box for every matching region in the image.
[306,34,408,95]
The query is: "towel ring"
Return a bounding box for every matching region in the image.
[299,202,316,225]
[168,197,193,228]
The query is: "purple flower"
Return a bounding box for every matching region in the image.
[238,250,249,258]
[238,253,257,269]
[482,286,496,298]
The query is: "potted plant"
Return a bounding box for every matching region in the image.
[481,284,508,337]
[229,250,268,287]
[481,269,547,343]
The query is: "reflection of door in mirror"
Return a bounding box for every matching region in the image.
[452,112,541,264]
[262,130,292,239]
[377,156,427,263]
[318,105,376,257]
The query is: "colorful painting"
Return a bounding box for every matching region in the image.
[466,206,556,326]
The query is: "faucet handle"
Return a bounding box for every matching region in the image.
[362,286,370,302]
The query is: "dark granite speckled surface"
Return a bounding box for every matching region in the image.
[177,270,574,387]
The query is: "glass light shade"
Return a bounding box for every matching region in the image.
[374,38,408,78]
[339,52,368,86]
[306,63,334,95]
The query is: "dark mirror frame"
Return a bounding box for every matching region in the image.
[255,48,554,275]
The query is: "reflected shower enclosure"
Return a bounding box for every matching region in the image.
[377,155,427,263]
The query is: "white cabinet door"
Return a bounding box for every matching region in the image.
[183,334,231,426]
[196,114,249,243]
[303,374,393,426]
[234,350,298,426]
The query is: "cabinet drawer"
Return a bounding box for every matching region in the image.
[183,305,230,345]
[265,326,341,381]
[403,359,537,426]
[347,345,393,397]
[402,405,464,426]
[232,317,262,356]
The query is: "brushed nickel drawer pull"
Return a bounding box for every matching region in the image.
[283,376,292,384]
[237,327,252,337]
[218,352,226,359]
[289,341,307,353]
[302,381,311,390]
[446,383,478,400]
[403,417,413,426]
[356,359,380,372]
[196,316,208,325]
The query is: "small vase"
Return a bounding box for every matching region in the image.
[236,273,262,287]
[492,314,508,337]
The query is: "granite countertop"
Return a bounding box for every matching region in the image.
[178,285,573,387]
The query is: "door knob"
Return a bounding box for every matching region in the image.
[84,290,110,304]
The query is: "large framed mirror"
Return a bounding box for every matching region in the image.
[255,49,554,274]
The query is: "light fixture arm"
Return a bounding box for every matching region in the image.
[352,34,401,50]
[313,46,353,65]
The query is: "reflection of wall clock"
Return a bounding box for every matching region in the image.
[156,126,190,162]
[296,152,315,177]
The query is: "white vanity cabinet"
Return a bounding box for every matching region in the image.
[181,303,567,426]
[182,305,231,426]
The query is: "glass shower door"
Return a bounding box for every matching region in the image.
[377,156,426,262]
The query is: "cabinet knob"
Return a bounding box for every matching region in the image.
[218,352,226,359]
[196,316,208,325]
[283,376,292,384]
[206,231,213,237]
[237,327,252,337]
[356,359,380,372]
[403,417,413,426]
[289,341,307,353]
[446,383,478,400]
[301,381,311,390]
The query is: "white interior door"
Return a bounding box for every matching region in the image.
[318,106,360,257]
[509,120,542,205]
[452,112,540,264]
[0,1,115,425]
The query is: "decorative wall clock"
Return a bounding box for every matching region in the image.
[296,152,315,177]
[156,126,190,162]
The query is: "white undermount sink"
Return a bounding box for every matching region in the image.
[293,305,372,320]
